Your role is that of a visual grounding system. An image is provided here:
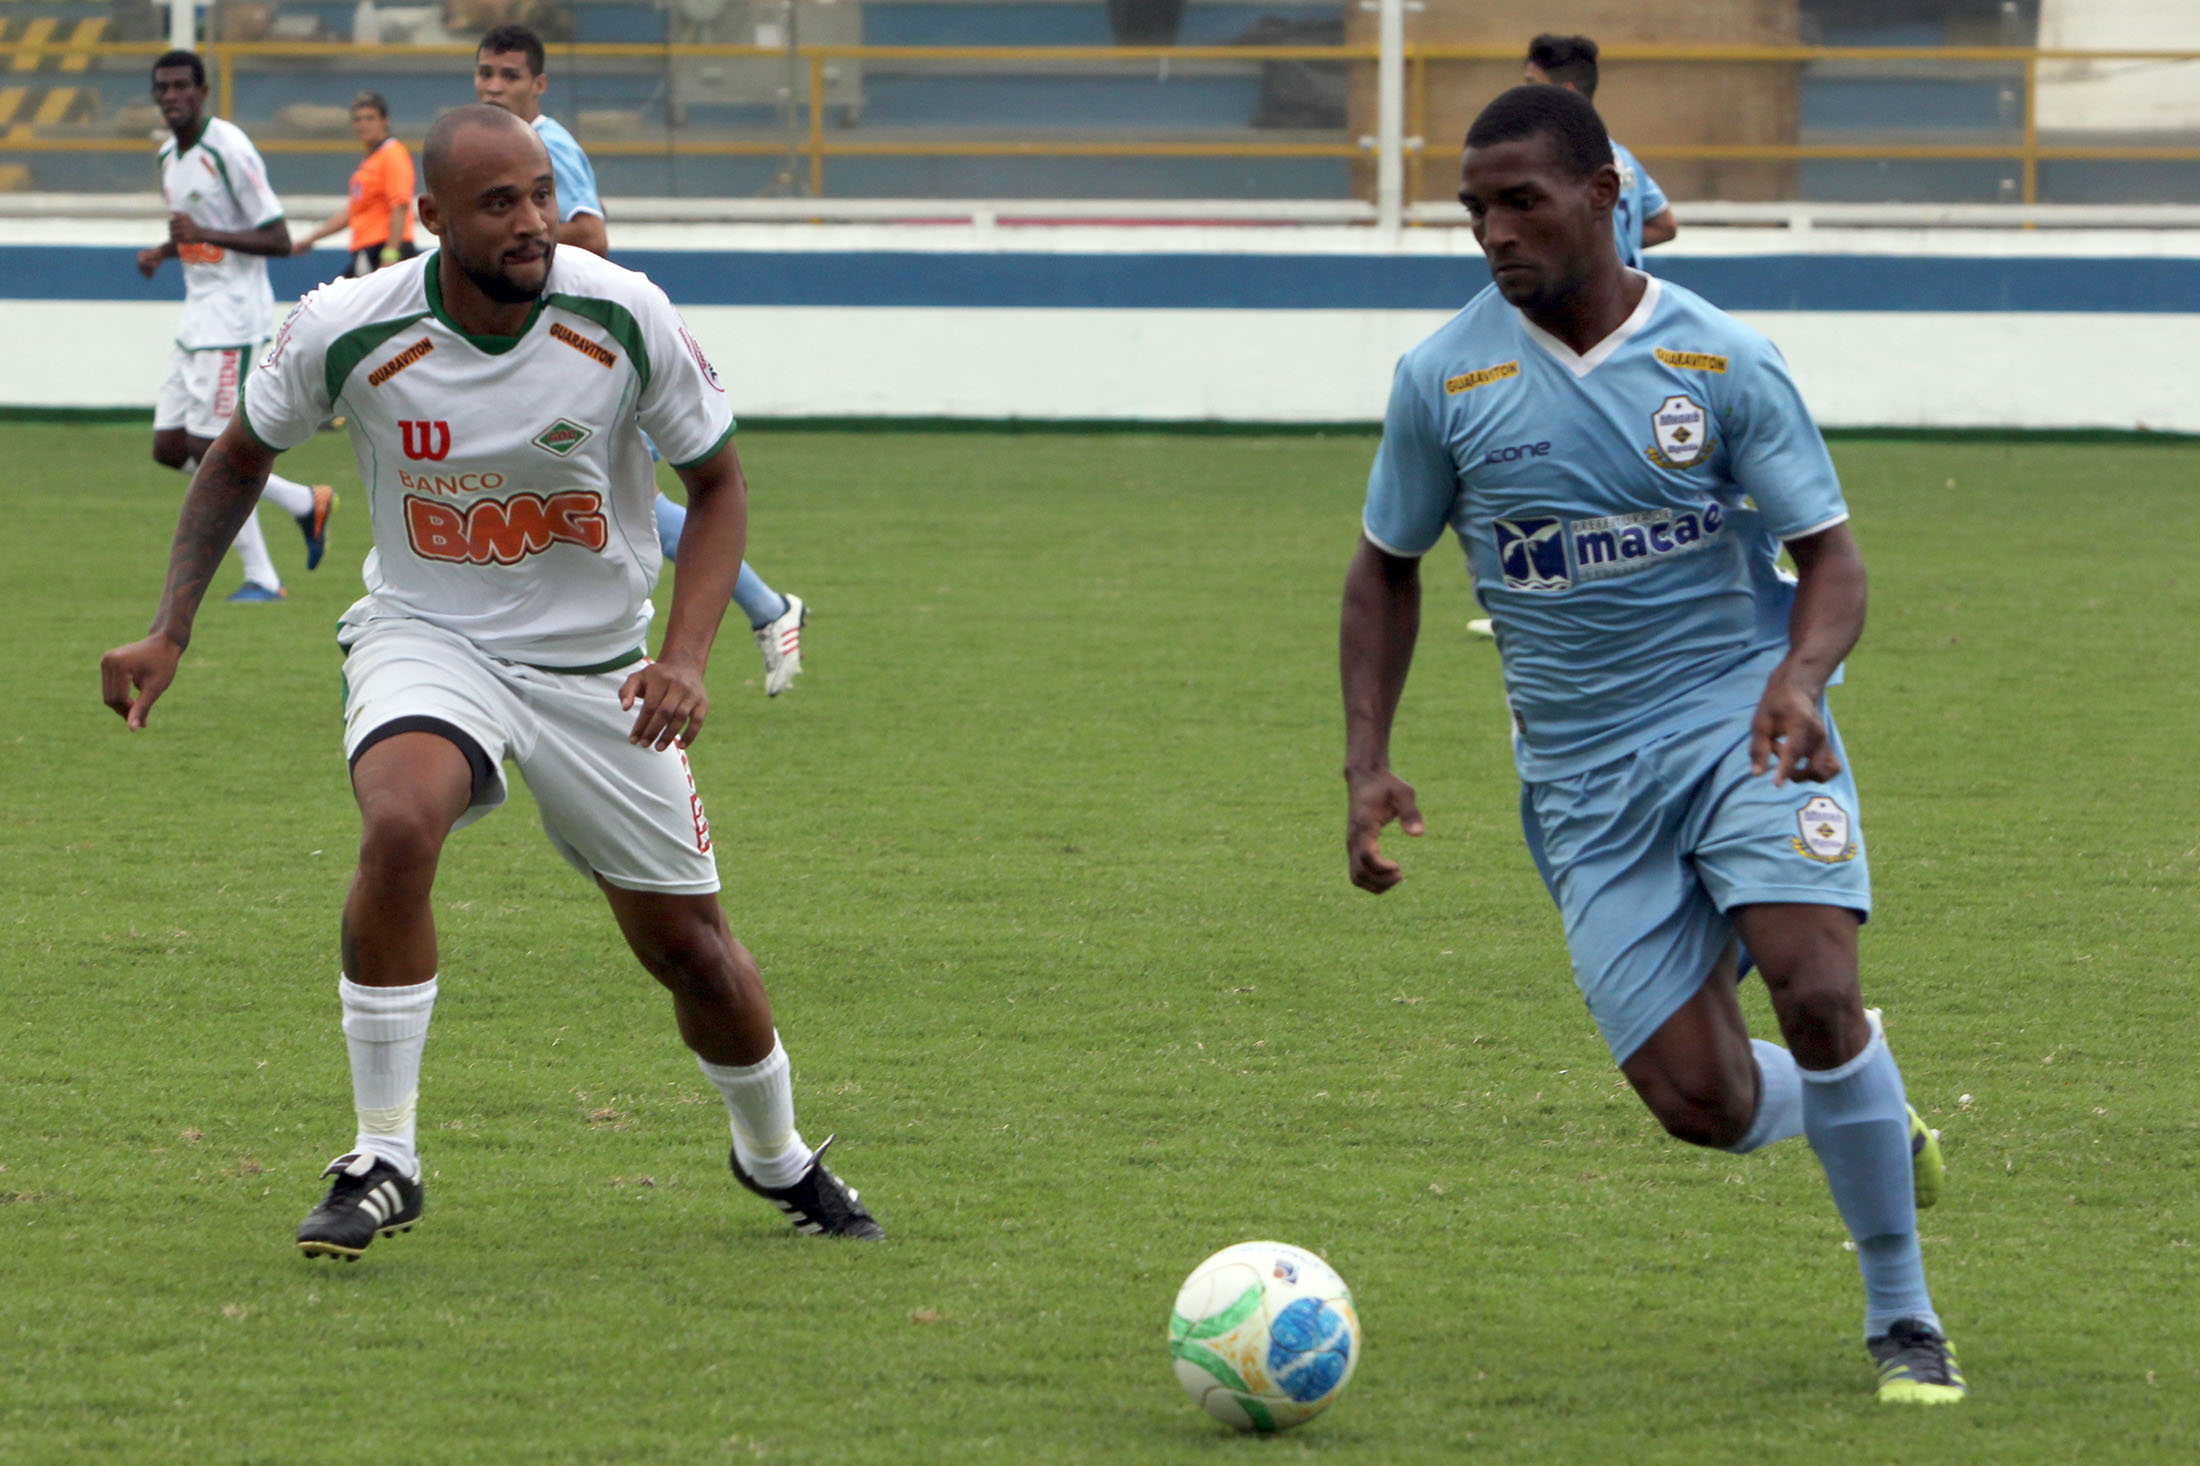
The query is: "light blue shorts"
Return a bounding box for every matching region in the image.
[1521,704,1871,1063]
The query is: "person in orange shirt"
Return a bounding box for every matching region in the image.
[292,92,416,276]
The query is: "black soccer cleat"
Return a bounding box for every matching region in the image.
[1868,1317,1968,1404]
[730,1133,884,1240]
[296,1151,423,1260]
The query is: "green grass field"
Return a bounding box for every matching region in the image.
[4,422,2196,1464]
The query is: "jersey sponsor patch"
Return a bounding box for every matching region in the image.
[399,419,452,461]
[1646,393,1715,470]
[1494,516,1570,592]
[1654,347,1728,374]
[549,322,616,369]
[368,338,435,387]
[531,418,595,457]
[1445,360,1519,395]
[1491,501,1730,593]
[1792,794,1858,863]
[405,490,608,566]
[1569,502,1726,582]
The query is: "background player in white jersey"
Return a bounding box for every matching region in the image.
[474,24,809,695]
[1525,35,1676,271]
[141,51,335,602]
[100,104,882,1253]
[1339,86,1964,1403]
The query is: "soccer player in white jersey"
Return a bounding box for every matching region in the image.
[1339,87,1965,1403]
[141,50,336,602]
[101,105,882,1253]
[474,24,809,695]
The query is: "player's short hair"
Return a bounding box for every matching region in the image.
[1527,33,1600,99]
[1465,84,1615,180]
[478,24,546,78]
[421,103,537,196]
[351,90,390,118]
[151,49,205,89]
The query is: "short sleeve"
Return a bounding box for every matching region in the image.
[221,128,285,228]
[1726,338,1847,540]
[544,130,603,221]
[1361,355,1459,558]
[384,143,416,210]
[1638,159,1669,218]
[238,290,333,453]
[632,284,734,468]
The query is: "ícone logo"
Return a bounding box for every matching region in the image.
[1792,794,1858,863]
[531,418,595,457]
[1646,393,1714,470]
[399,419,451,461]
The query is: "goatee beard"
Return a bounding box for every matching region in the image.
[464,243,552,305]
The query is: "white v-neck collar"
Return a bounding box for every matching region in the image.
[1517,271,1662,379]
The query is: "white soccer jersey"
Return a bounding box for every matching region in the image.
[241,248,736,666]
[158,116,284,350]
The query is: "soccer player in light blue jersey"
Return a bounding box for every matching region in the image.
[1339,85,1966,1404]
[476,25,809,694]
[1525,35,1675,270]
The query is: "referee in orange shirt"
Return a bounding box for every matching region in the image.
[291,92,416,276]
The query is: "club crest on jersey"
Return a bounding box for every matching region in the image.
[1792,795,1858,863]
[1494,516,1570,593]
[1646,393,1714,470]
[531,419,595,457]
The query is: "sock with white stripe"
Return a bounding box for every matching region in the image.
[340,974,437,1179]
[698,1034,809,1189]
[258,471,314,520]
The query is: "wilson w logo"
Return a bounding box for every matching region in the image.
[399,420,451,460]
[405,492,608,566]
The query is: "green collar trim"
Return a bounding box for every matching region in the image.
[423,251,546,356]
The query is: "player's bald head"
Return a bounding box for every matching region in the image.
[422,103,544,199]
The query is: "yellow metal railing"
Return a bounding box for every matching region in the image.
[0,40,2194,203]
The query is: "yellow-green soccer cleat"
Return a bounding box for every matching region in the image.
[1909,1104,1943,1210]
[1869,1318,1967,1403]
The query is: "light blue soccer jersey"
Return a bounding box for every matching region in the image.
[1362,275,1848,781]
[1609,138,1668,270]
[532,114,603,222]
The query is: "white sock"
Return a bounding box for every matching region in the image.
[258,471,315,519]
[340,974,437,1177]
[698,1034,808,1188]
[231,506,281,591]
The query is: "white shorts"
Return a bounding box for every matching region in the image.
[154,343,256,440]
[340,618,720,895]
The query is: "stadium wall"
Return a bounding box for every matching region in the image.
[8,220,2200,431]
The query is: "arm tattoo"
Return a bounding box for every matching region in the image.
[150,440,270,649]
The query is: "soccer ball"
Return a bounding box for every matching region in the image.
[1168,1240,1360,1432]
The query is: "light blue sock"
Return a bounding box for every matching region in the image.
[653,491,686,562]
[1799,1013,1939,1338]
[732,561,789,630]
[1725,1038,1805,1153]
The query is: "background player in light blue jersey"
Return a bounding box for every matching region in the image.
[476,25,809,694]
[1339,85,1967,1405]
[1526,34,1675,270]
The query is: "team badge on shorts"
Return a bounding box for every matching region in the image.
[1646,393,1715,470]
[1792,794,1858,863]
